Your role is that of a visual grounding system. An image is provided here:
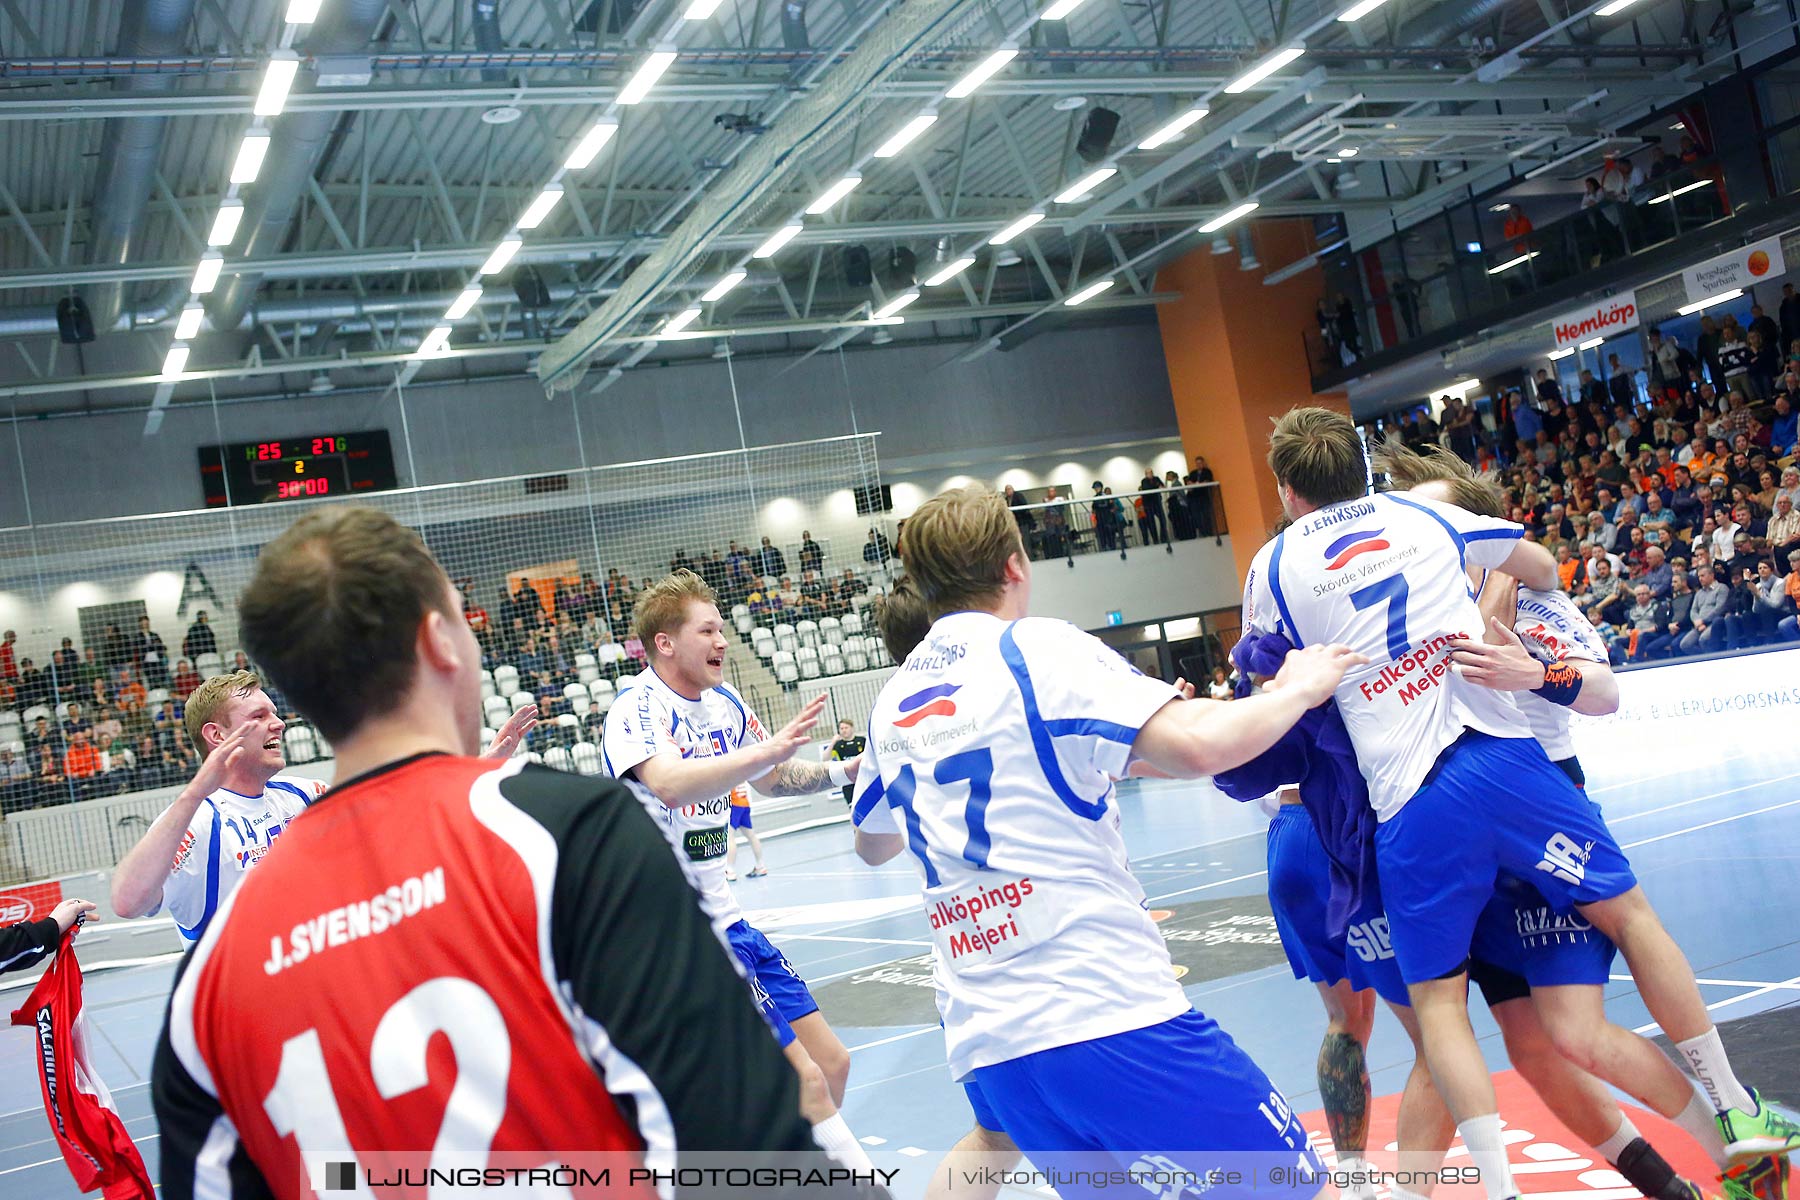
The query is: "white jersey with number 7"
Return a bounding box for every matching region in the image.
[852,610,1186,1081]
[1242,491,1531,820]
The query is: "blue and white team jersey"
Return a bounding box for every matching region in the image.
[153,774,323,944]
[1242,492,1530,819]
[600,667,768,932]
[852,611,1184,1080]
[1507,583,1609,762]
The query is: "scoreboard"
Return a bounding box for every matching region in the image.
[199,431,400,508]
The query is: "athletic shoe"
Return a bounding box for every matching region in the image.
[1722,1152,1793,1200]
[725,869,737,881]
[747,866,768,878]
[1720,1092,1800,1161]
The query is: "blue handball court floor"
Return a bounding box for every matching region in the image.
[3,648,1797,1198]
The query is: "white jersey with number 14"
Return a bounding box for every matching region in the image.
[1242,491,1530,820]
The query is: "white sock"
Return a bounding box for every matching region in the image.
[1458,1114,1520,1200]
[1672,1086,1730,1168]
[812,1113,874,1169]
[1595,1115,1642,1165]
[1338,1154,1377,1200]
[1676,1028,1756,1114]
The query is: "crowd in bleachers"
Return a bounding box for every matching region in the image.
[1365,326,1800,664]
[0,611,252,812]
[1002,459,1222,561]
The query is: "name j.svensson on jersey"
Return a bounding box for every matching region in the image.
[262,867,447,976]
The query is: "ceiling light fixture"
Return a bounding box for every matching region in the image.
[230,131,272,183]
[517,184,565,229]
[873,112,940,159]
[1547,346,1575,360]
[190,252,224,295]
[946,45,1019,99]
[1676,288,1743,316]
[805,173,863,214]
[1486,250,1539,274]
[663,307,703,335]
[924,256,975,286]
[752,222,804,258]
[1041,0,1090,17]
[207,200,245,247]
[174,304,205,342]
[1648,179,1710,205]
[1063,278,1114,306]
[1197,201,1259,233]
[446,285,483,320]
[1337,0,1391,19]
[683,0,726,18]
[701,270,747,302]
[1578,336,1605,350]
[1137,107,1208,150]
[988,212,1046,245]
[1053,167,1117,204]
[285,0,324,21]
[479,237,523,276]
[1223,45,1305,95]
[617,46,678,105]
[872,291,921,319]
[160,344,190,380]
[253,51,301,117]
[415,326,452,357]
[565,119,619,170]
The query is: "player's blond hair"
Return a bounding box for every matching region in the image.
[1371,437,1505,518]
[184,670,261,758]
[632,569,718,647]
[898,485,1024,615]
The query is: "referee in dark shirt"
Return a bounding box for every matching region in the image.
[827,720,865,804]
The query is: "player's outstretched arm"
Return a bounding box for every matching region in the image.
[1449,618,1620,715]
[1131,645,1366,778]
[1497,539,1559,591]
[634,695,830,807]
[110,720,258,920]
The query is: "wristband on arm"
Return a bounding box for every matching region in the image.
[1532,661,1584,707]
[827,760,854,788]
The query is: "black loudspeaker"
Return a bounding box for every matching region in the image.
[512,266,551,309]
[56,297,96,345]
[853,484,893,515]
[843,245,873,288]
[883,247,917,289]
[1076,106,1121,164]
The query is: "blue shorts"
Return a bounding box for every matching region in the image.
[966,1011,1323,1200]
[1375,731,1637,984]
[1267,805,1410,1008]
[963,1077,1005,1134]
[726,920,818,1048]
[1471,875,1618,990]
[730,804,753,829]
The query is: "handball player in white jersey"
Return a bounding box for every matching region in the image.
[109,670,535,945]
[602,569,873,1170]
[1243,408,1795,1200]
[852,485,1365,1199]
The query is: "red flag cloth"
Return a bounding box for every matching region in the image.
[8,933,155,1200]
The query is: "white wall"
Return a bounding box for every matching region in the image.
[1025,536,1241,629]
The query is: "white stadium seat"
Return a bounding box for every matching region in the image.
[819,617,843,646]
[574,652,597,669]
[796,620,820,649]
[571,742,603,775]
[21,705,49,725]
[283,725,318,763]
[844,643,869,672]
[563,682,590,707]
[483,695,511,727]
[196,653,223,675]
[797,646,821,680]
[493,665,520,695]
[545,747,573,773]
[509,690,536,711]
[578,663,602,685]
[841,612,864,636]
[822,647,845,676]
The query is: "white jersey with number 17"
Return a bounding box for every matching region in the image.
[1242,491,1530,820]
[852,611,1185,1081]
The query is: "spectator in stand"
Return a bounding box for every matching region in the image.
[1206,668,1233,701]
[1640,544,1674,599]
[1745,329,1777,401]
[1686,563,1730,654]
[1697,315,1725,385]
[1185,457,1217,535]
[62,701,91,743]
[49,637,79,702]
[1768,493,1800,564]
[1609,583,1670,664]
[0,748,29,812]
[1134,468,1168,546]
[1772,395,1798,457]
[134,616,170,689]
[24,714,55,759]
[861,527,893,570]
[776,575,802,611]
[798,531,824,575]
[1607,354,1636,408]
[33,742,63,805]
[1656,570,1695,659]
[1751,559,1795,644]
[799,570,829,615]
[1718,323,1751,396]
[1578,367,1607,409]
[1165,470,1197,540]
[1780,550,1800,642]
[61,729,100,802]
[1576,555,1623,618]
[170,657,200,700]
[1750,302,1780,352]
[182,610,218,663]
[1335,293,1362,359]
[131,733,170,791]
[0,629,15,688]
[1514,384,1544,447]
[115,666,148,715]
[1501,203,1533,256]
[94,703,123,746]
[95,732,133,795]
[1647,328,1683,392]
[757,535,787,578]
[1555,544,1582,592]
[17,658,50,708]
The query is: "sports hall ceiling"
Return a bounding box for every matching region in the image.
[0,0,1771,414]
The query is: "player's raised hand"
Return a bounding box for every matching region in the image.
[761,694,828,768]
[183,720,262,799]
[1448,618,1543,691]
[483,703,538,759]
[1171,677,1198,701]
[1268,643,1367,707]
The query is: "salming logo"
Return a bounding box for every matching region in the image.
[1535,832,1594,886]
